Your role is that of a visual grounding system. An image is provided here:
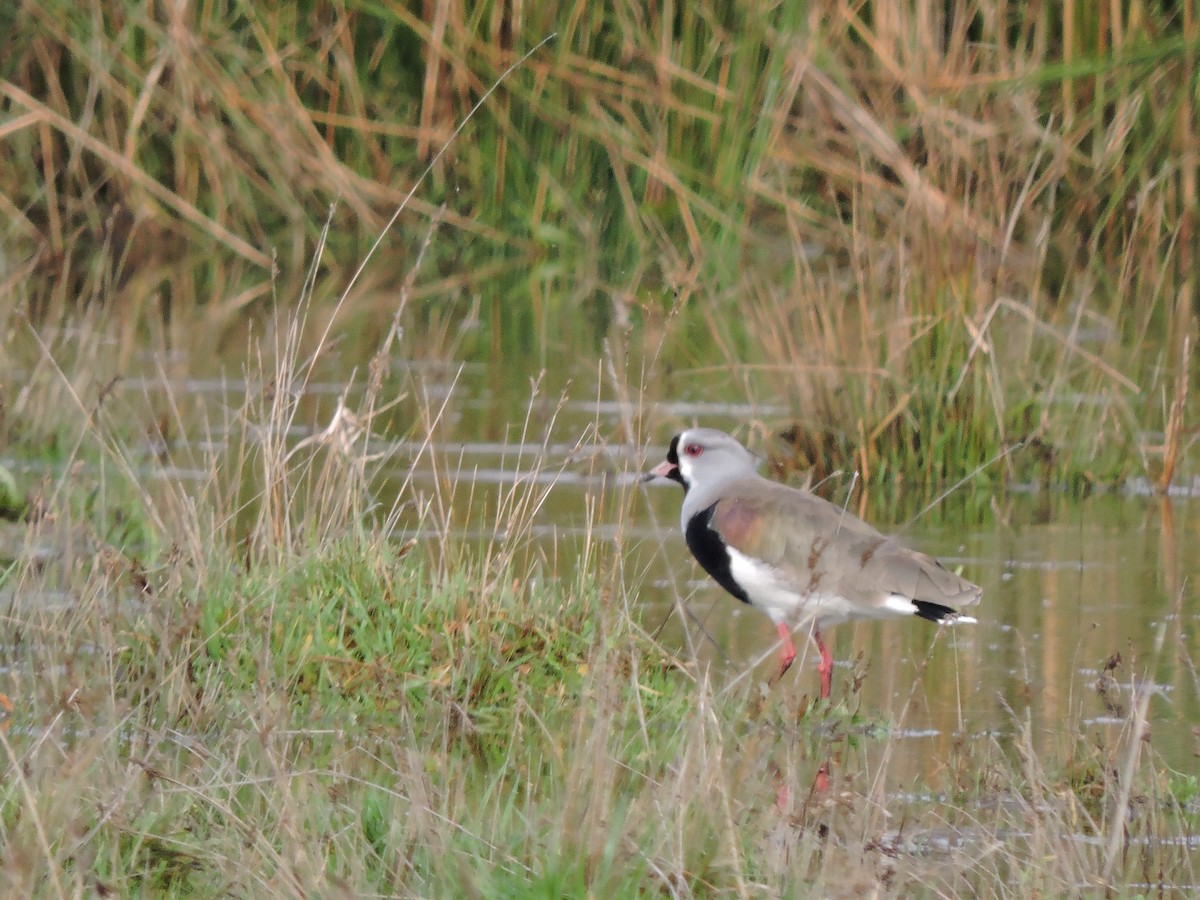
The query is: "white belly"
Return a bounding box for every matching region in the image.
[725,546,922,627]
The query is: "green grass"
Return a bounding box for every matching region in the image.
[83,539,701,895]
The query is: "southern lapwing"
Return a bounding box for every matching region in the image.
[644,427,981,699]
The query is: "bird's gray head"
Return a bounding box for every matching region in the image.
[643,427,761,494]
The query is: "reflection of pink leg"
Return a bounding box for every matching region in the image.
[776,621,796,678]
[775,779,790,812]
[813,626,833,699]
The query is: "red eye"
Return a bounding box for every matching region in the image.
[684,443,703,457]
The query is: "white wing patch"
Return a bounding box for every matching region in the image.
[880,593,919,616]
[943,612,978,625]
[879,594,978,624]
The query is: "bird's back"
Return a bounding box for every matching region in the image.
[706,476,982,612]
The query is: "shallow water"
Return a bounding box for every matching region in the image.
[4,332,1199,875]
[619,465,1197,782]
[10,350,1199,775]
[756,502,1182,776]
[121,358,1200,760]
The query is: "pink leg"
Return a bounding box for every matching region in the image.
[813,626,833,699]
[813,762,830,793]
[776,621,796,678]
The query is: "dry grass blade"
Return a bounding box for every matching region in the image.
[1158,332,1191,492]
[1101,623,1168,886]
[0,81,273,270]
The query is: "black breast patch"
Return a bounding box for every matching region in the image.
[685,502,751,605]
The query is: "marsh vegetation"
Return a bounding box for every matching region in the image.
[2,2,1198,895]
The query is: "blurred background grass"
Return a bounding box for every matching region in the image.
[2,0,1197,487]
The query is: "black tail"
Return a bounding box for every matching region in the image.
[913,600,959,623]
